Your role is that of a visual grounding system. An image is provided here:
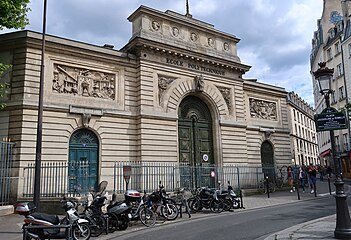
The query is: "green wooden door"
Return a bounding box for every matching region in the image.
[261,141,275,177]
[178,96,214,188]
[69,129,99,195]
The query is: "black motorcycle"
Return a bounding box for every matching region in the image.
[106,193,132,232]
[16,197,91,240]
[189,186,224,213]
[80,195,108,237]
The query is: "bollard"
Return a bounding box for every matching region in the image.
[296,181,300,200]
[266,176,270,198]
[240,189,245,209]
[328,177,332,195]
[314,184,317,197]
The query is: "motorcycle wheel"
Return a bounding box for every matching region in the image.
[190,198,202,212]
[232,200,240,209]
[209,199,224,213]
[161,203,179,221]
[72,223,91,240]
[223,199,232,211]
[117,215,129,231]
[139,206,156,227]
[108,214,118,233]
[89,214,106,237]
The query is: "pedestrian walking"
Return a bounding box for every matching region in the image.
[326,166,332,178]
[299,167,306,193]
[319,165,324,181]
[287,166,295,192]
[308,163,317,193]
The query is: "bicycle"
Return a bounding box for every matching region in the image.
[258,178,275,194]
[147,182,179,221]
[171,187,191,218]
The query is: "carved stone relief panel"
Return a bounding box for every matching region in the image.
[158,76,175,102]
[52,64,116,100]
[217,86,231,112]
[249,98,277,120]
[151,20,161,31]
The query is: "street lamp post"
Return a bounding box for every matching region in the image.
[314,62,351,239]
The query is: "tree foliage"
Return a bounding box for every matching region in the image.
[0,0,31,108]
[0,63,10,109]
[0,0,31,30]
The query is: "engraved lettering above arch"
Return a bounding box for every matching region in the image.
[52,64,116,100]
[158,76,176,102]
[217,86,231,112]
[249,98,277,120]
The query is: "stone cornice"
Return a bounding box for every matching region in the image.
[122,37,251,74]
[243,79,287,97]
[0,30,137,66]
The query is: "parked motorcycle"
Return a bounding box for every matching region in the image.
[77,180,134,233]
[218,181,240,211]
[106,193,132,232]
[189,186,224,213]
[16,197,91,240]
[80,195,107,237]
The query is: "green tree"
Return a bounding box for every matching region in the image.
[0,0,30,30]
[0,64,10,109]
[0,0,31,109]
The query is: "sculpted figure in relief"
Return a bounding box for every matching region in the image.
[172,27,179,37]
[208,38,214,47]
[52,64,115,100]
[152,21,160,31]
[249,98,277,120]
[190,32,197,42]
[195,75,204,92]
[158,76,175,101]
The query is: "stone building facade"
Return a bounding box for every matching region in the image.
[287,92,319,167]
[0,6,291,199]
[310,0,351,177]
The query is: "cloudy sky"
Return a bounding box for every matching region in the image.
[2,0,323,106]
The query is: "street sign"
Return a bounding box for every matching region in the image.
[315,107,348,132]
[123,165,132,184]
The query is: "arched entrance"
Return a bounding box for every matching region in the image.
[68,129,99,194]
[178,96,214,188]
[261,140,274,177]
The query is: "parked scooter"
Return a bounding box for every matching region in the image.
[16,197,91,240]
[106,193,132,232]
[218,181,240,211]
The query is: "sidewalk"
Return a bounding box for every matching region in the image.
[0,180,346,240]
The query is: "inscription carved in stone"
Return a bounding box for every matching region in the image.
[158,76,175,101]
[218,87,231,112]
[249,98,277,120]
[52,64,116,100]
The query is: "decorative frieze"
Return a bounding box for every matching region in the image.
[218,86,231,112]
[249,98,277,120]
[52,64,116,100]
[158,76,175,101]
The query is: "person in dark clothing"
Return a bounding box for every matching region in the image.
[326,166,332,178]
[308,163,317,193]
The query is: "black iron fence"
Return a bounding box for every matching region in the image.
[22,161,287,197]
[0,140,15,205]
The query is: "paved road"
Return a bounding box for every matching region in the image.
[0,179,347,240]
